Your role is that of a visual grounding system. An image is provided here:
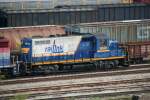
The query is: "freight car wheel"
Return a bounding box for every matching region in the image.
[136,58,143,64]
[1,68,14,78]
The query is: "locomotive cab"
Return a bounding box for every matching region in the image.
[94,33,128,68]
[94,33,125,57]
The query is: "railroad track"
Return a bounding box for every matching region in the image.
[0,64,149,85]
[1,78,150,99]
[0,73,150,99]
[0,64,150,99]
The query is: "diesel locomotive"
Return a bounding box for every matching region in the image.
[0,33,128,76]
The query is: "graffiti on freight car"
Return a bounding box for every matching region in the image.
[45,40,64,53]
[137,26,150,39]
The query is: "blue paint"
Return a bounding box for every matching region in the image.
[21,34,126,64]
[45,40,64,53]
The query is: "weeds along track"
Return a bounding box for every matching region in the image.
[0,64,150,85]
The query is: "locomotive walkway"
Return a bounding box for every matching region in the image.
[0,64,150,99]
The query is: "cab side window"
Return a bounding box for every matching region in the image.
[99,33,108,50]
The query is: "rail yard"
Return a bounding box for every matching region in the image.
[0,0,150,100]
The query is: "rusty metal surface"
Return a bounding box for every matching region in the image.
[134,0,150,3]
[120,41,150,59]
[0,37,9,49]
[0,25,65,52]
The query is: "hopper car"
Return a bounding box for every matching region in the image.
[0,33,128,76]
[1,3,150,27]
[134,0,150,4]
[0,0,133,11]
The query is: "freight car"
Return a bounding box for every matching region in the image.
[0,25,65,53]
[0,33,128,76]
[134,0,150,4]
[0,37,14,75]
[66,19,150,43]
[0,3,150,27]
[120,41,150,63]
[0,37,10,68]
[0,0,133,10]
[0,10,7,27]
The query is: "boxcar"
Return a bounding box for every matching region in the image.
[66,19,150,43]
[0,25,65,53]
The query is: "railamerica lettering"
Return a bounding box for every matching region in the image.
[45,40,64,53]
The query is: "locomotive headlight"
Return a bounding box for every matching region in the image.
[22,48,29,54]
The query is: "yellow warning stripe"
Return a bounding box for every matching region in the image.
[32,56,126,66]
[97,50,110,52]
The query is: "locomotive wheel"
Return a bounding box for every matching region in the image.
[105,61,113,69]
[101,61,107,70]
[94,62,99,69]
[70,65,74,70]
[136,58,143,64]
[48,65,59,72]
[114,60,119,68]
[109,61,115,69]
[19,63,27,76]
[58,65,64,71]
[99,61,104,69]
[119,59,129,67]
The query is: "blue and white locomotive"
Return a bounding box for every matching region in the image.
[18,33,128,74]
